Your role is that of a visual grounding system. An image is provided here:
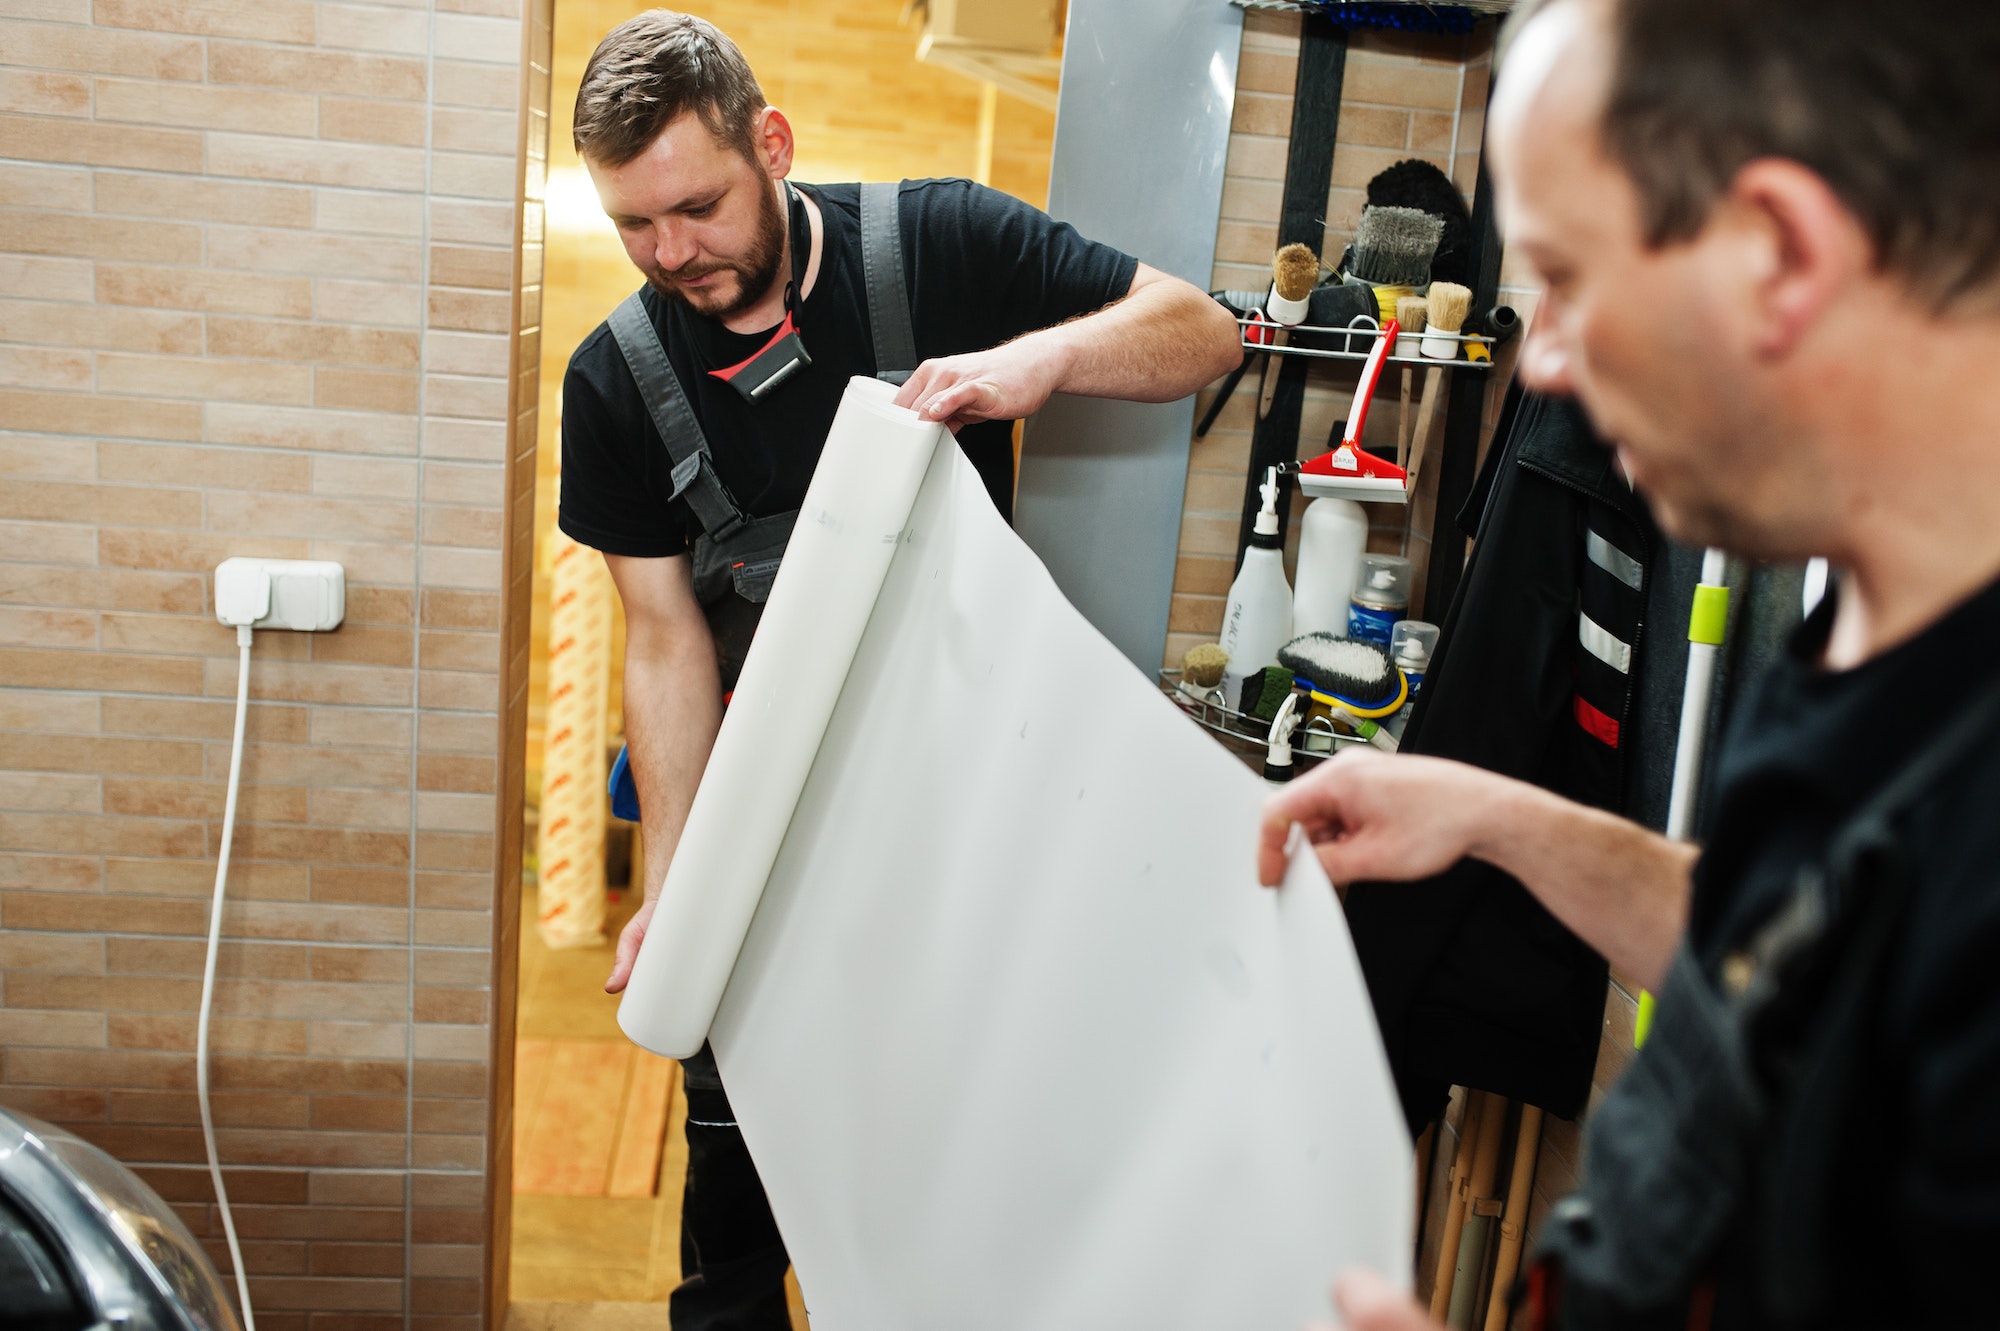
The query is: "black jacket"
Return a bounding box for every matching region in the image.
[1345,387,1658,1129]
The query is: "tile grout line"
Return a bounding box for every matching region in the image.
[407,4,441,1326]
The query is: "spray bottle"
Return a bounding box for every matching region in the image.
[1292,495,1368,638]
[1264,692,1301,786]
[1220,466,1293,706]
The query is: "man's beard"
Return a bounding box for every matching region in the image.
[651,182,787,322]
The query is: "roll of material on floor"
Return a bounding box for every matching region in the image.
[535,526,614,949]
[619,376,1412,1330]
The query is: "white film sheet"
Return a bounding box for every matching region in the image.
[621,378,1412,1330]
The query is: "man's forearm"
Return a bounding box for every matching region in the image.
[1470,777,1697,990]
[1032,275,1241,403]
[622,635,722,902]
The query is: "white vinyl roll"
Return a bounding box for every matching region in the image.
[618,376,946,1057]
[621,377,1412,1329]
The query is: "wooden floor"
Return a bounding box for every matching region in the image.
[511,885,810,1324]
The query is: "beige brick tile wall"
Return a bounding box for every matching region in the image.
[1167,13,1489,672]
[0,0,550,1324]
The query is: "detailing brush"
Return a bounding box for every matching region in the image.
[1394,294,1428,467]
[1421,281,1472,361]
[1404,281,1472,526]
[1178,642,1229,705]
[1392,294,1427,358]
[1258,243,1321,418]
[1267,243,1319,325]
[1345,206,1444,322]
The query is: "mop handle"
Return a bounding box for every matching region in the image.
[1342,319,1400,451]
[1639,546,1731,1048]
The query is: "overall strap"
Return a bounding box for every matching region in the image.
[606,291,750,543]
[859,180,918,384]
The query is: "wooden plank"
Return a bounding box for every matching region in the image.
[513,1038,632,1196]
[605,1051,678,1199]
[511,1037,554,1179]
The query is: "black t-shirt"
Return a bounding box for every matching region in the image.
[1688,570,2000,1324]
[557,178,1139,556]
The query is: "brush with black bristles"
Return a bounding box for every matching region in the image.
[1343,206,1444,323]
[1367,158,1473,286]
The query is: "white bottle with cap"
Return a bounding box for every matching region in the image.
[1219,467,1294,707]
[1291,496,1369,639]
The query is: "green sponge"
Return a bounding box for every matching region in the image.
[1238,665,1295,722]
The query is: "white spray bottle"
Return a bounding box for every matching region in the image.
[1220,466,1293,708]
[1291,495,1368,638]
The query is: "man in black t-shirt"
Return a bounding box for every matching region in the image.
[1262,2,2000,1329]
[558,12,1239,1327]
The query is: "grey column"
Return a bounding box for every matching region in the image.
[1014,0,1243,671]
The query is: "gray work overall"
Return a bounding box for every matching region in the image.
[1523,675,2000,1329]
[605,179,918,695]
[600,182,919,1330]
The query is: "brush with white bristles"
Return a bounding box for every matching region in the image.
[1402,283,1472,556]
[1421,281,1471,360]
[1267,243,1320,325]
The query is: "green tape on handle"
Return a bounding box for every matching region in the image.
[1688,584,1729,645]
[1635,989,1656,1048]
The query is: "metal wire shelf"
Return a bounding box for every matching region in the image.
[1237,314,1495,370]
[1230,0,1517,14]
[1159,670,1371,763]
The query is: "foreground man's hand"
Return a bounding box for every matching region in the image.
[1308,1269,1443,1331]
[605,897,656,994]
[1259,750,1500,889]
[1260,746,1696,994]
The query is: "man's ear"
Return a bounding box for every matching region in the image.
[756,105,795,180]
[1722,158,1872,360]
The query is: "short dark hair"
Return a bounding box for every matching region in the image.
[1505,0,2000,306]
[573,10,766,168]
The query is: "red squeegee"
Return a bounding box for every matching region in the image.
[1297,319,1409,505]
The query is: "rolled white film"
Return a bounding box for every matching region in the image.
[706,437,1414,1329]
[618,377,946,1057]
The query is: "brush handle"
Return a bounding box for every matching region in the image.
[1397,367,1414,469]
[1407,367,1447,488]
[1256,329,1290,419]
[1342,320,1399,450]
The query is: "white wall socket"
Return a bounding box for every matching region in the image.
[215,558,346,632]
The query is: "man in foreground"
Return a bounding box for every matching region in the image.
[560,12,1239,1326]
[1263,0,2000,1325]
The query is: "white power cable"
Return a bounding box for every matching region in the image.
[198,622,257,1331]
